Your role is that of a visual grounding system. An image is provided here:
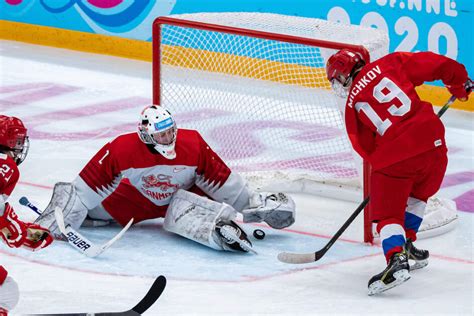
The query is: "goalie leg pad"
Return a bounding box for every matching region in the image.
[35,182,88,238]
[164,189,253,252]
[419,196,457,233]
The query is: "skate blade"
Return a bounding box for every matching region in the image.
[409,259,428,270]
[368,269,411,296]
[222,227,257,254]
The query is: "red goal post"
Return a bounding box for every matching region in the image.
[152,13,389,243]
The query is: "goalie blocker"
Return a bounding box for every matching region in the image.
[35,181,295,253]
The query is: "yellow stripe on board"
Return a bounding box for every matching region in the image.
[162,44,330,89]
[0,20,152,62]
[416,85,473,109]
[2,20,472,110]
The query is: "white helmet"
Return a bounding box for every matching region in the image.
[138,105,177,159]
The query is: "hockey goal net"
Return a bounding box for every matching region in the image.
[152,12,456,243]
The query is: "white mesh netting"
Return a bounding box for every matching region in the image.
[155,12,389,198]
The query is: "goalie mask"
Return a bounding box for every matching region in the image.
[326,48,369,98]
[138,105,177,159]
[0,115,30,165]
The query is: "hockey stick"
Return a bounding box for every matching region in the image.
[437,79,473,118]
[277,81,472,265]
[277,197,370,264]
[28,275,167,315]
[20,197,133,258]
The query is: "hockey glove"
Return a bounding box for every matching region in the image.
[242,192,296,229]
[21,223,53,251]
[0,203,26,248]
[446,78,472,102]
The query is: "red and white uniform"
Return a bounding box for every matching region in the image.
[0,154,20,212]
[75,129,251,226]
[0,265,19,315]
[344,52,469,259]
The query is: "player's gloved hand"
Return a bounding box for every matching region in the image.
[446,78,472,102]
[0,203,26,248]
[21,223,53,251]
[241,192,296,229]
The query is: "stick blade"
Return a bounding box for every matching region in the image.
[277,252,315,264]
[132,275,167,314]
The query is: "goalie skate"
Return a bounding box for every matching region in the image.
[216,221,256,254]
[368,252,410,296]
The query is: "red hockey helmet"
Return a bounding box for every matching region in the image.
[0,115,30,165]
[326,48,369,84]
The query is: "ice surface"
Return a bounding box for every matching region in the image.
[0,41,473,315]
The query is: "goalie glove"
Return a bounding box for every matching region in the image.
[21,223,53,251]
[242,192,296,229]
[0,203,26,248]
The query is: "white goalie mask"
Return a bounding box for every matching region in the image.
[138,105,177,159]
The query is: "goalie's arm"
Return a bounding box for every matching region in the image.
[77,141,123,209]
[193,134,296,229]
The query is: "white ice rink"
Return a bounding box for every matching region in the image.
[1,40,473,315]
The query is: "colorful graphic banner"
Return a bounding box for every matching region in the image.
[1,0,472,81]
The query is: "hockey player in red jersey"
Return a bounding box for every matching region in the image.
[0,115,53,314]
[36,105,296,253]
[326,49,471,295]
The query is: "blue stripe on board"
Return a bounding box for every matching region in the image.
[162,25,325,68]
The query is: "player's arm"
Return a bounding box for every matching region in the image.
[0,154,52,251]
[0,200,52,251]
[77,141,123,208]
[0,157,26,248]
[195,134,295,229]
[400,51,471,101]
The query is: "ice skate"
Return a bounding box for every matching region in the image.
[368,251,411,296]
[216,221,256,254]
[405,239,429,270]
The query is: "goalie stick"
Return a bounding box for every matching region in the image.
[28,275,167,316]
[20,197,133,258]
[277,197,370,264]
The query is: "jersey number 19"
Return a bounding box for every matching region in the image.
[355,77,412,136]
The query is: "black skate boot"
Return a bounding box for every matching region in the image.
[405,239,429,270]
[368,251,411,296]
[216,220,256,254]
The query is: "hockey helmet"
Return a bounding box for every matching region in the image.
[0,115,30,165]
[326,48,369,98]
[138,105,177,159]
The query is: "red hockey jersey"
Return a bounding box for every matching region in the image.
[344,52,468,170]
[0,154,19,209]
[76,129,250,214]
[0,266,7,285]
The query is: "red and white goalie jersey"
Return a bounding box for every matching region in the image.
[345,52,468,170]
[75,129,251,225]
